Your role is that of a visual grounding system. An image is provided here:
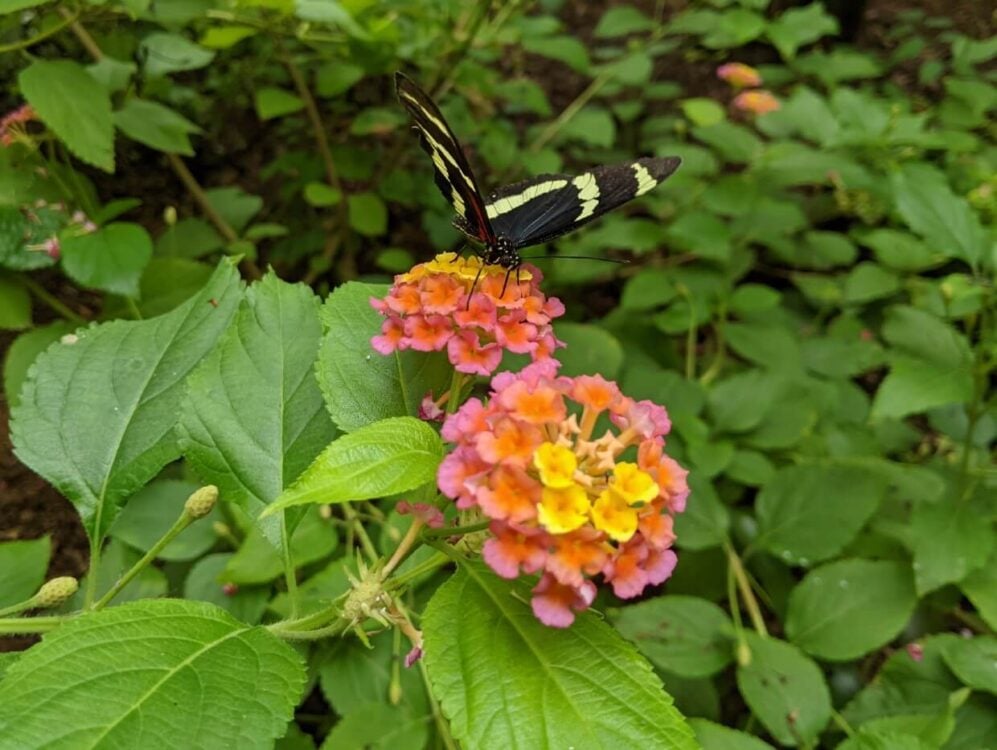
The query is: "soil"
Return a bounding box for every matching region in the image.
[1,0,991,653]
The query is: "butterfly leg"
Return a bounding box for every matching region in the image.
[466,264,484,310]
[499,268,512,299]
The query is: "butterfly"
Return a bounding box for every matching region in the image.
[395,72,681,271]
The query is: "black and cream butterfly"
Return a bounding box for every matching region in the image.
[395,72,681,271]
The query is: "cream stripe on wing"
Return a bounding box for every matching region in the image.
[573,173,600,220]
[485,179,569,219]
[633,162,658,196]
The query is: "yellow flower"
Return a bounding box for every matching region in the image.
[537,484,591,534]
[610,463,659,506]
[591,490,638,543]
[533,441,578,488]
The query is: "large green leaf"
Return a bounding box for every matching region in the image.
[422,562,698,750]
[736,632,831,746]
[316,282,451,432]
[0,537,50,608]
[0,599,305,749]
[18,59,114,171]
[180,273,335,546]
[943,637,997,695]
[765,3,838,59]
[688,719,774,750]
[114,98,201,155]
[891,164,987,268]
[263,417,442,515]
[754,463,887,566]
[612,595,734,677]
[60,223,153,298]
[3,322,76,408]
[785,559,917,660]
[10,260,241,542]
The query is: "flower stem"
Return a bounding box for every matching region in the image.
[92,512,194,610]
[281,513,300,619]
[0,9,81,53]
[342,504,379,563]
[382,518,425,578]
[420,520,490,539]
[725,541,768,637]
[0,616,67,635]
[445,371,469,414]
[385,551,450,590]
[20,276,85,323]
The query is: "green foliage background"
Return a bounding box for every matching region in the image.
[1,1,995,749]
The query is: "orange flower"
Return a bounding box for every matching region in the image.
[437,359,688,627]
[717,63,762,88]
[733,90,781,115]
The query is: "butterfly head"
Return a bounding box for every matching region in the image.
[486,235,521,270]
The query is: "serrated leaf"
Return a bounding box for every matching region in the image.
[0,599,305,749]
[754,463,887,566]
[892,164,986,267]
[688,719,775,750]
[140,33,215,76]
[960,553,997,630]
[786,559,917,661]
[594,6,653,37]
[423,562,698,750]
[255,87,305,120]
[180,273,334,546]
[3,321,75,408]
[316,282,451,432]
[736,632,831,745]
[60,222,153,298]
[765,3,839,59]
[10,260,241,542]
[18,60,114,171]
[613,596,734,677]
[0,537,49,608]
[114,98,201,155]
[263,417,442,515]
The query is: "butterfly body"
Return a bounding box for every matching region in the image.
[395,73,680,270]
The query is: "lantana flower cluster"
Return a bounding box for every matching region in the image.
[370,252,564,376]
[716,63,781,115]
[436,360,688,627]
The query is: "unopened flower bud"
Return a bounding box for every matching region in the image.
[34,576,79,608]
[164,206,178,226]
[185,485,219,518]
[736,639,752,667]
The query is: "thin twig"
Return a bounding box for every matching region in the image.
[0,9,81,54]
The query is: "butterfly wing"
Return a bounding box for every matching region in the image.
[395,73,496,245]
[487,156,681,248]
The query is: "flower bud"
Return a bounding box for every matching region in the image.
[164,206,178,226]
[185,485,219,518]
[34,576,79,608]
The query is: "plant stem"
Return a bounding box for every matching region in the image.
[342,504,379,563]
[0,616,67,635]
[58,6,102,59]
[281,513,300,619]
[529,73,611,154]
[726,541,768,637]
[92,513,194,610]
[273,617,350,641]
[20,276,85,323]
[385,551,450,590]
[382,518,425,578]
[82,536,102,608]
[0,597,37,618]
[830,710,856,738]
[0,9,81,54]
[445,371,468,415]
[421,520,490,539]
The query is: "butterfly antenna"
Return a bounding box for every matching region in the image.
[520,255,630,264]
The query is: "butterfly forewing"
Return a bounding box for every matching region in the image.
[487,156,682,249]
[394,73,496,245]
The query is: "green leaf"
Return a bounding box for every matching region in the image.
[423,562,698,750]
[295,0,370,39]
[255,87,305,120]
[755,463,887,566]
[263,417,442,515]
[891,164,986,267]
[613,596,734,677]
[553,323,624,379]
[688,719,775,750]
[674,473,731,550]
[521,35,590,73]
[114,98,201,155]
[183,553,270,624]
[0,537,50,608]
[315,61,365,98]
[0,599,305,748]
[594,6,654,37]
[701,8,766,49]
[736,632,831,746]
[76,538,168,607]
[943,637,997,695]
[104,258,214,319]
[3,321,75,408]
[156,218,223,258]
[347,192,387,236]
[960,553,997,630]
[0,205,57,271]
[109,479,219,562]
[681,98,726,127]
[316,282,451,432]
[765,3,839,60]
[303,182,342,207]
[60,222,154,298]
[199,25,257,49]
[224,508,337,584]
[204,187,262,233]
[559,107,616,147]
[140,33,215,76]
[853,229,943,272]
[18,59,114,171]
[319,703,430,750]
[10,260,241,542]
[872,356,975,420]
[786,559,917,661]
[908,487,993,596]
[180,273,335,545]
[843,262,900,304]
[0,275,30,330]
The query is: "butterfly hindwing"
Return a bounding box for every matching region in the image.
[487,157,682,249]
[394,73,495,245]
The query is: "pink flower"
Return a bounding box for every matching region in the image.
[733,90,781,115]
[717,63,763,88]
[370,253,564,376]
[437,360,688,627]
